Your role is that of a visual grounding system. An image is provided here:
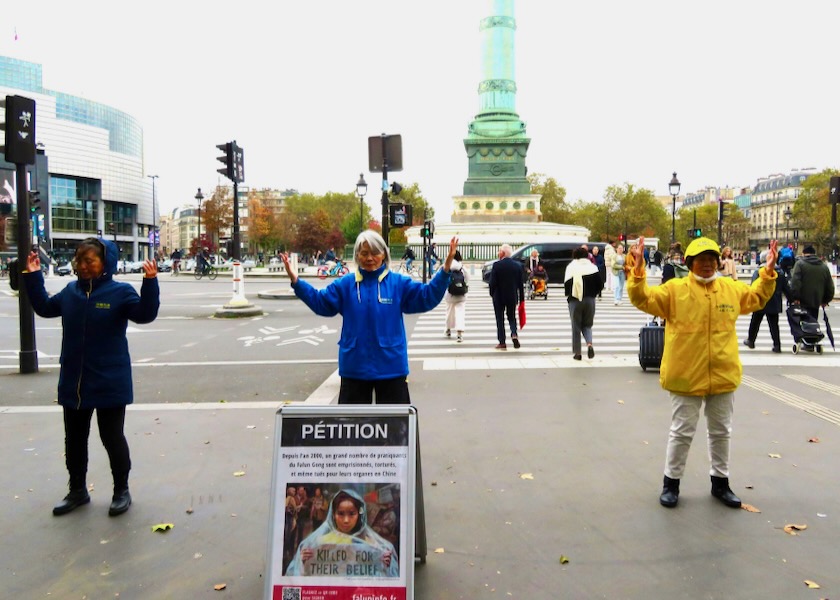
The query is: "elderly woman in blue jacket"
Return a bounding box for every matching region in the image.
[23,238,159,517]
[282,230,458,404]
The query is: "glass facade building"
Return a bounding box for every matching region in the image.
[0,55,153,261]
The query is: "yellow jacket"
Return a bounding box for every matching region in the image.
[628,269,776,396]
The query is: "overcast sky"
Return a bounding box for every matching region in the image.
[3,1,838,223]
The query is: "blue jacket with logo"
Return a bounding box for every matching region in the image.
[292,264,449,380]
[22,239,160,409]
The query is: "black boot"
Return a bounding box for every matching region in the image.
[660,475,680,508]
[53,488,90,516]
[109,487,132,516]
[710,476,741,508]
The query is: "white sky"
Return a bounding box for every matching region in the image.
[3,1,838,223]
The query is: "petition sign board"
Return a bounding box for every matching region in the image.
[266,406,417,600]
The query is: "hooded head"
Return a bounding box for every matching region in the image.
[803,245,816,255]
[74,237,118,281]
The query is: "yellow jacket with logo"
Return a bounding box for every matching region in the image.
[628,269,776,396]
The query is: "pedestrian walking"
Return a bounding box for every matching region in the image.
[21,238,160,517]
[718,246,738,280]
[489,243,525,350]
[281,230,458,404]
[611,244,626,304]
[651,248,663,276]
[564,246,604,360]
[661,244,687,284]
[743,249,792,353]
[790,245,834,319]
[444,251,468,342]
[592,246,605,300]
[603,241,616,292]
[627,236,778,509]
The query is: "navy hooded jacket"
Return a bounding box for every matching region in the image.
[22,239,160,409]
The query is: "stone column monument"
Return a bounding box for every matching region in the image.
[453,0,541,224]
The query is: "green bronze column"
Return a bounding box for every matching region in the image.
[463,0,531,197]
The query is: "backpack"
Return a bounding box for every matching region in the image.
[448,268,468,296]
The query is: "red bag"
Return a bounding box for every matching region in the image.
[518,301,526,329]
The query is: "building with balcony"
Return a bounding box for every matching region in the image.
[0,56,154,262]
[750,170,814,250]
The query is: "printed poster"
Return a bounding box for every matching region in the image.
[268,410,414,600]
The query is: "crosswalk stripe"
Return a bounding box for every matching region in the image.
[741,375,840,426]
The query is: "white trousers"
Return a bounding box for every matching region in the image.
[445,300,466,331]
[665,391,734,479]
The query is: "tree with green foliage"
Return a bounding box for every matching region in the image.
[596,183,668,243]
[528,173,570,223]
[793,168,840,255]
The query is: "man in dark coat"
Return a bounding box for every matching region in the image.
[791,245,834,319]
[743,249,792,353]
[489,243,525,350]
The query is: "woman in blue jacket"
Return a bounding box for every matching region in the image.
[282,230,457,403]
[23,238,159,517]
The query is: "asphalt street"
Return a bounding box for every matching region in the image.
[1,270,839,599]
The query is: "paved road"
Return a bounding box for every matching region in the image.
[2,271,840,598]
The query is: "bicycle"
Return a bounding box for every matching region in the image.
[396,261,419,277]
[171,260,181,276]
[194,264,218,280]
[317,260,350,279]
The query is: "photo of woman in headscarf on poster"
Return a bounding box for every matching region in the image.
[285,488,399,578]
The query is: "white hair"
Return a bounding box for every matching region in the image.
[353,229,391,265]
[500,244,513,258]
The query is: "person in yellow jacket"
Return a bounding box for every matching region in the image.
[627,236,778,509]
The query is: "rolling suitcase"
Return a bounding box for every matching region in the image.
[639,318,664,371]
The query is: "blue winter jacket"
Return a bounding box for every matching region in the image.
[22,239,160,409]
[292,264,450,380]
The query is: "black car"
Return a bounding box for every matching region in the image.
[482,242,607,284]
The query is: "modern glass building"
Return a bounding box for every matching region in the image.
[0,55,154,262]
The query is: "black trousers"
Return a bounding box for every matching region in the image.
[747,311,781,349]
[493,297,518,344]
[338,377,410,404]
[63,406,131,490]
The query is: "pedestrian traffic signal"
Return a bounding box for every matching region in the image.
[830,176,840,205]
[1,94,37,165]
[422,220,434,239]
[618,234,625,241]
[694,228,702,238]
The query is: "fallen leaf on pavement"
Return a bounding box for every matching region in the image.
[214,583,227,591]
[233,471,246,477]
[520,473,534,480]
[741,503,761,513]
[151,523,174,533]
[783,524,807,535]
[434,548,445,553]
[617,399,625,404]
[803,580,820,589]
[559,555,570,564]
[808,437,820,443]
[768,453,782,459]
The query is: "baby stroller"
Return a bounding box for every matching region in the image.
[786,304,824,354]
[529,266,548,300]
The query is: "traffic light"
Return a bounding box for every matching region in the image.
[694,228,702,238]
[618,233,625,241]
[216,141,245,183]
[390,182,403,196]
[216,142,233,180]
[422,220,434,239]
[28,190,41,213]
[0,94,37,165]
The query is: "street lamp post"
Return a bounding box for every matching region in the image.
[784,207,792,243]
[669,172,681,245]
[148,174,158,260]
[356,173,368,237]
[195,188,204,254]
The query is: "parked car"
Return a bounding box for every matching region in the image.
[56,262,73,276]
[481,241,608,284]
[157,260,172,273]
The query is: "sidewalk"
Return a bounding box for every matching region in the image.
[1,364,838,598]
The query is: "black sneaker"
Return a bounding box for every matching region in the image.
[587,346,595,359]
[512,337,521,349]
[743,339,755,349]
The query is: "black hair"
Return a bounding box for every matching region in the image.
[573,247,589,259]
[75,238,105,261]
[454,250,462,262]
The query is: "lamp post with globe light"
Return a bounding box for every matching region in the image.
[356,173,368,237]
[195,188,204,254]
[669,172,681,245]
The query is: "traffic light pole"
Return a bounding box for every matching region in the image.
[232,181,240,260]
[15,164,38,374]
